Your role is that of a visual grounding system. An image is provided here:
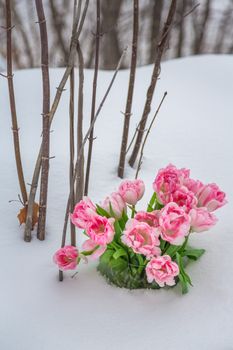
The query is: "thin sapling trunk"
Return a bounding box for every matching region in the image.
[4,0,28,207]
[84,0,100,195]
[35,0,51,241]
[129,0,177,167]
[117,0,138,178]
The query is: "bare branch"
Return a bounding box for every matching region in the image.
[118,0,138,178]
[5,0,27,206]
[135,92,167,179]
[84,0,100,195]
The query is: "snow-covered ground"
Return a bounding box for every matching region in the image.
[0,55,233,350]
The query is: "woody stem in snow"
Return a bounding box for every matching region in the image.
[128,0,176,167]
[35,0,51,241]
[4,0,28,206]
[118,0,138,178]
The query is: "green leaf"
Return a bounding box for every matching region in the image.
[114,220,122,242]
[96,204,111,218]
[113,248,128,260]
[181,248,205,261]
[147,192,156,212]
[176,252,193,289]
[164,244,181,258]
[160,238,166,251]
[110,257,128,273]
[178,273,189,294]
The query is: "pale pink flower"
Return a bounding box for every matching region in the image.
[118,179,145,205]
[153,164,190,204]
[70,197,97,229]
[189,207,218,233]
[184,178,204,196]
[134,210,160,228]
[86,215,115,246]
[121,219,161,258]
[146,255,179,287]
[159,202,191,245]
[197,183,227,212]
[82,239,106,260]
[101,192,126,219]
[53,245,79,271]
[171,186,198,212]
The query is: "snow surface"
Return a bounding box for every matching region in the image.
[0,55,233,350]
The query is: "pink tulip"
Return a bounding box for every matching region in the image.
[121,219,161,258]
[86,215,115,246]
[189,207,218,233]
[70,197,97,229]
[197,183,227,212]
[159,202,191,245]
[146,255,179,287]
[118,179,145,205]
[184,177,204,196]
[102,192,126,219]
[171,186,198,212]
[53,245,79,271]
[82,239,107,260]
[134,210,160,228]
[153,164,190,204]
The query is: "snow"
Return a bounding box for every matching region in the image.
[0,55,233,350]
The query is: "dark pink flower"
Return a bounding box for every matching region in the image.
[53,245,79,271]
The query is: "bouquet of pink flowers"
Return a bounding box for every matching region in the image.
[53,164,227,293]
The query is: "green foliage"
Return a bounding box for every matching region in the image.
[97,247,160,290]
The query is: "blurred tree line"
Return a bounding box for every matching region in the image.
[0,0,233,70]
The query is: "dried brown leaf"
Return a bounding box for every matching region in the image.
[17,203,39,230]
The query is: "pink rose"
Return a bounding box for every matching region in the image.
[159,202,191,245]
[153,164,190,204]
[189,207,218,233]
[121,219,161,258]
[146,255,179,287]
[197,183,227,212]
[86,215,115,246]
[70,197,97,229]
[101,192,126,219]
[171,186,198,212]
[134,210,160,228]
[53,245,79,271]
[82,239,106,260]
[118,179,145,205]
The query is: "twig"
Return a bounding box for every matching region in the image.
[24,0,90,242]
[117,0,138,178]
[75,41,84,203]
[128,0,176,168]
[84,0,100,195]
[35,0,51,241]
[59,47,127,281]
[135,92,167,179]
[5,0,28,206]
